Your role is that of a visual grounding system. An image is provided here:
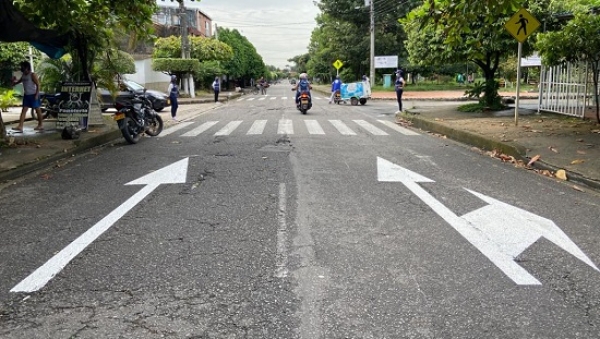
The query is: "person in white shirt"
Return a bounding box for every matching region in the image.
[167,75,179,121]
[212,77,220,103]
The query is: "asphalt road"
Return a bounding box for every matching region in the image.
[1,83,600,338]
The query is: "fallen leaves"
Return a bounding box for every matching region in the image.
[555,169,568,181]
[576,150,587,155]
[572,185,585,192]
[570,159,585,165]
[527,155,541,167]
[548,146,559,153]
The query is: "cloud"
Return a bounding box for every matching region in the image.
[183,0,320,68]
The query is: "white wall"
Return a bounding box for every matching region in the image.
[124,58,171,92]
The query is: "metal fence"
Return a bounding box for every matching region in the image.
[538,62,589,118]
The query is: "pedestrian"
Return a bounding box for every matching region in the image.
[329,75,342,104]
[258,76,267,95]
[394,70,406,113]
[167,75,179,121]
[212,76,220,103]
[11,61,44,133]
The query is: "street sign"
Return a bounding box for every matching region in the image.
[377,157,600,286]
[504,8,540,43]
[374,55,398,69]
[333,59,344,70]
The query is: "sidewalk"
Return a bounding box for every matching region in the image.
[2,89,599,191]
[0,99,226,182]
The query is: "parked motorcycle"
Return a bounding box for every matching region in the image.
[114,92,163,144]
[36,92,62,119]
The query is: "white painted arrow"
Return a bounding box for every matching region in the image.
[377,157,599,285]
[11,158,189,293]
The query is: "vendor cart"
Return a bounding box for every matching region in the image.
[340,81,371,106]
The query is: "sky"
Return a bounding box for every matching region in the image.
[156,0,321,69]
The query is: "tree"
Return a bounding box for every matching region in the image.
[152,35,234,89]
[536,2,600,123]
[403,0,535,108]
[217,28,266,85]
[13,0,158,80]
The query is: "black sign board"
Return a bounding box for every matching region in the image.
[56,81,92,130]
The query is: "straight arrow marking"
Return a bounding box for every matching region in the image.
[377,157,599,285]
[11,158,189,293]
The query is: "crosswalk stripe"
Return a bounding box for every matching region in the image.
[270,97,277,100]
[278,119,293,134]
[377,120,420,136]
[313,97,321,100]
[247,97,255,101]
[181,121,219,137]
[258,97,266,101]
[158,121,195,137]
[329,120,356,135]
[304,120,325,135]
[353,120,388,135]
[281,97,288,100]
[237,97,244,101]
[247,120,268,135]
[215,120,243,136]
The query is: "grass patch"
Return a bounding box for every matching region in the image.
[458,102,509,112]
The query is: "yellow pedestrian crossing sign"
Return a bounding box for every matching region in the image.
[505,8,540,43]
[333,59,343,70]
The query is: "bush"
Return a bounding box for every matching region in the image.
[152,58,201,73]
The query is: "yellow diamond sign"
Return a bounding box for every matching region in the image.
[505,8,540,43]
[333,59,343,70]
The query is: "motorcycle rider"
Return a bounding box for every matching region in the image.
[329,75,342,104]
[293,73,312,106]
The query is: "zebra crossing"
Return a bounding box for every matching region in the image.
[159,119,419,138]
[237,96,332,101]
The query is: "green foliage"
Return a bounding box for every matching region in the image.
[13,0,157,79]
[536,3,600,123]
[0,89,16,111]
[153,36,234,62]
[464,81,486,100]
[217,28,266,80]
[152,58,201,73]
[402,0,534,108]
[36,56,75,93]
[457,103,487,113]
[309,0,422,81]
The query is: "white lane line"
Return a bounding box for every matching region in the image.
[377,119,420,136]
[353,120,388,135]
[329,120,356,135]
[247,120,267,135]
[304,120,325,135]
[278,119,294,134]
[214,120,243,136]
[181,121,219,137]
[247,97,255,101]
[11,183,160,292]
[157,121,194,137]
[275,183,288,278]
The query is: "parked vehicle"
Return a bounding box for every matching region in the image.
[113,91,163,144]
[27,92,62,120]
[99,80,169,112]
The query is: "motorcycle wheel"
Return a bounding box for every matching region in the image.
[120,117,141,144]
[145,114,164,136]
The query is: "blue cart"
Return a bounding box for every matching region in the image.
[340,81,371,106]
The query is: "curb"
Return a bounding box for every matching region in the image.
[401,112,600,192]
[0,129,122,183]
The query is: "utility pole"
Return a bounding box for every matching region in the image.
[369,0,375,85]
[214,23,218,40]
[178,0,195,97]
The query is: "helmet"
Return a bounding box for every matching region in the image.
[300,73,308,80]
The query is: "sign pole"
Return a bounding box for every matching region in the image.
[515,42,522,126]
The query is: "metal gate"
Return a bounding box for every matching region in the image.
[538,62,589,118]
